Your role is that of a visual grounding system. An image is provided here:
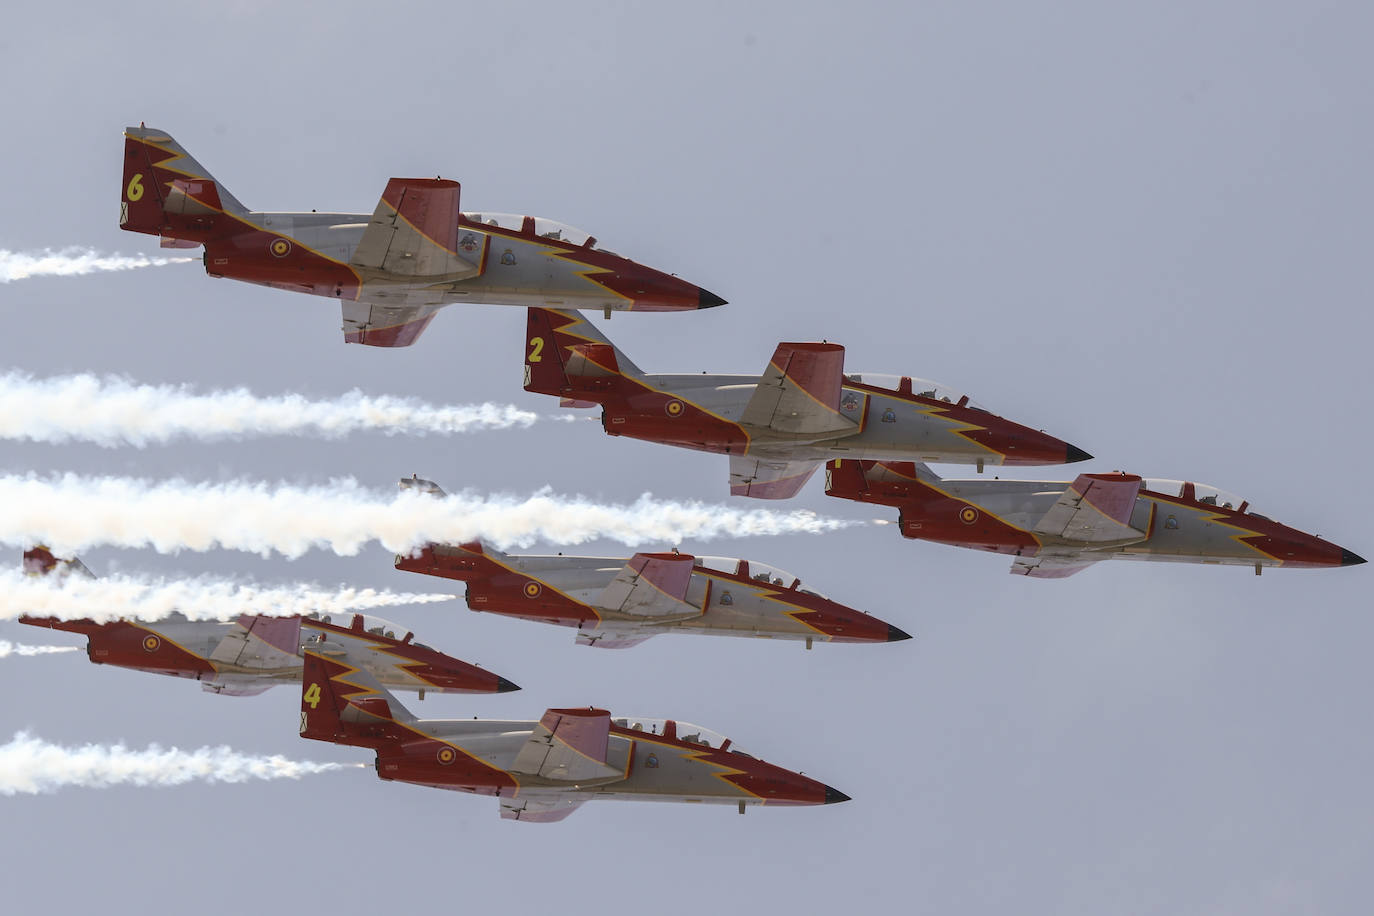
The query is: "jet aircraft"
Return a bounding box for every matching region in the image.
[824,460,1366,578]
[299,645,848,821]
[118,126,725,347]
[523,307,1090,498]
[393,476,909,648]
[18,547,517,696]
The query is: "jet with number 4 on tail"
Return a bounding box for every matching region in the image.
[299,644,849,822]
[118,126,724,347]
[522,308,1090,498]
[393,477,909,648]
[824,460,1365,578]
[18,547,517,696]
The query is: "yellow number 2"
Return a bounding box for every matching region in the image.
[126,173,145,202]
[303,682,322,709]
[528,336,545,363]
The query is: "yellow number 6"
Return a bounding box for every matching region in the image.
[126,173,145,202]
[528,336,545,363]
[303,682,322,709]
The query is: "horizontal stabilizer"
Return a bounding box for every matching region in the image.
[564,342,620,378]
[509,708,626,783]
[595,553,697,618]
[341,300,442,348]
[740,343,858,436]
[23,546,96,580]
[500,796,586,823]
[1010,553,1104,579]
[575,629,655,649]
[1032,474,1145,544]
[730,455,820,499]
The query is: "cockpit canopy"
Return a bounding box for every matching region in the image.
[692,556,828,598]
[462,212,621,255]
[843,373,987,410]
[613,717,742,753]
[1145,479,1253,514]
[305,611,413,643]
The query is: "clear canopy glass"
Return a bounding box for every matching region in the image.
[463,212,609,250]
[305,611,412,642]
[613,717,737,751]
[693,556,822,595]
[1144,479,1251,513]
[843,373,986,409]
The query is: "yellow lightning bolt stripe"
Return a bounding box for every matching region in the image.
[616,730,763,802]
[126,133,365,282]
[130,623,218,671]
[548,312,752,444]
[1144,495,1286,564]
[462,548,602,624]
[301,619,439,688]
[694,570,829,639]
[843,380,1005,461]
[880,464,1047,546]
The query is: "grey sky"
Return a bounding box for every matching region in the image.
[2,3,1371,913]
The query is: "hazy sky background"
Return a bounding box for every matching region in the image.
[2,3,1371,913]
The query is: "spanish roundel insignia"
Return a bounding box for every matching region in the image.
[665,399,685,418]
[959,506,979,525]
[142,634,161,652]
[523,581,542,599]
[436,747,457,765]
[269,238,292,258]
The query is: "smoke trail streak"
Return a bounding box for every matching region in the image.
[0,640,80,658]
[0,371,537,446]
[0,570,455,624]
[0,248,194,283]
[0,473,859,558]
[0,732,358,795]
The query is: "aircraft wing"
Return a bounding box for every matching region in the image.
[1010,552,1105,579]
[201,680,272,697]
[729,455,820,499]
[341,300,444,348]
[509,708,626,783]
[740,343,859,436]
[207,615,301,667]
[1031,474,1146,544]
[595,553,697,618]
[499,795,587,823]
[350,178,481,279]
[575,628,656,649]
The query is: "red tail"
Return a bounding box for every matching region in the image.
[524,308,632,404]
[120,126,245,247]
[299,649,411,749]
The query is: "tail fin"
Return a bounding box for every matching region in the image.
[825,460,939,505]
[524,308,640,403]
[299,646,416,748]
[121,125,246,247]
[23,546,96,580]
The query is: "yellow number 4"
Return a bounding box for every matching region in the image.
[303,682,322,709]
[528,336,544,363]
[126,173,145,202]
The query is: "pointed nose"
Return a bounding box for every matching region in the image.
[1065,444,1093,464]
[1342,549,1366,566]
[496,676,522,693]
[823,785,851,805]
[697,288,727,309]
[887,623,912,642]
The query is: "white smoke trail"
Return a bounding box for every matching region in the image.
[0,371,537,445]
[0,473,859,558]
[0,640,79,658]
[0,569,455,624]
[0,248,194,283]
[0,732,358,795]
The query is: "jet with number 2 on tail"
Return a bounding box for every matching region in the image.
[118,126,725,347]
[824,460,1365,578]
[393,477,910,649]
[523,308,1090,498]
[299,644,849,822]
[18,547,517,697]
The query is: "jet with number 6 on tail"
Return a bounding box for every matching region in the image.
[18,547,517,697]
[523,308,1090,498]
[298,644,849,822]
[824,460,1365,578]
[392,476,910,649]
[118,126,725,347]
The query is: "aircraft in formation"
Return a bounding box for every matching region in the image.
[118,126,724,347]
[18,548,517,696]
[824,461,1365,578]
[299,645,847,821]
[522,307,1090,498]
[393,477,909,648]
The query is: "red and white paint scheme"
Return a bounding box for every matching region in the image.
[824,461,1365,578]
[524,308,1090,498]
[393,478,910,648]
[18,548,517,696]
[119,126,724,347]
[300,646,848,822]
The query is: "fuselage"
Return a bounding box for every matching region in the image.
[18,611,514,695]
[396,544,907,645]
